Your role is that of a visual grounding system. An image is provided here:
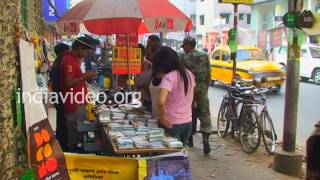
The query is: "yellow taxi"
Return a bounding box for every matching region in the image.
[210,45,285,91]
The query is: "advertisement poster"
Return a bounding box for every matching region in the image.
[29,119,70,180]
[270,28,282,48]
[145,156,191,180]
[257,31,268,49]
[116,33,138,47]
[65,153,138,180]
[112,47,142,74]
[43,0,67,22]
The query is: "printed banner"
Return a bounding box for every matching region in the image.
[257,31,268,49]
[43,0,67,22]
[112,47,142,74]
[145,156,191,180]
[29,119,70,180]
[116,33,138,47]
[65,153,138,180]
[269,28,282,48]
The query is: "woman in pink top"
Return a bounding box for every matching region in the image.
[152,46,195,146]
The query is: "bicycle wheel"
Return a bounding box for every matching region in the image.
[239,109,261,154]
[217,98,233,138]
[260,111,277,155]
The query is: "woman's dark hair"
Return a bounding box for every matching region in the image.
[54,43,70,57]
[53,43,70,64]
[152,46,190,95]
[138,43,146,57]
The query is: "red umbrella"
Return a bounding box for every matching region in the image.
[57,0,193,35]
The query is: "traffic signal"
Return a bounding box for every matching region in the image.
[228,28,238,53]
[283,11,299,28]
[283,10,314,29]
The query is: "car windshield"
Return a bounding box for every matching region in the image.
[236,49,266,61]
[310,47,320,58]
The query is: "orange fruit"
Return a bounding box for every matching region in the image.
[38,162,48,178]
[45,158,58,172]
[36,146,44,162]
[34,132,43,147]
[43,143,52,158]
[41,129,51,143]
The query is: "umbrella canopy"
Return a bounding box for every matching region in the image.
[57,0,193,35]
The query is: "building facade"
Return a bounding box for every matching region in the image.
[196,0,251,50]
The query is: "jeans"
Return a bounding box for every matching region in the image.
[64,105,87,150]
[165,122,192,147]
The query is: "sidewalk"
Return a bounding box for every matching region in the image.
[189,133,305,180]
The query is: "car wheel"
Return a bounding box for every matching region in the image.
[300,77,309,82]
[313,69,320,85]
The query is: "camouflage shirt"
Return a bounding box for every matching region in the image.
[181,49,211,86]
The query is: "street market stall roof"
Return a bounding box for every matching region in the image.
[57,0,193,35]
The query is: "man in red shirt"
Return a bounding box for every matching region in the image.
[60,36,98,152]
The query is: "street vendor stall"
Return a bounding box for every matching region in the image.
[18,0,195,179]
[57,0,193,89]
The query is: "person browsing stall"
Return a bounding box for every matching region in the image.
[49,43,70,151]
[59,36,97,152]
[136,35,161,112]
[153,46,195,146]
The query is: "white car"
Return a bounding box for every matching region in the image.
[274,44,320,85]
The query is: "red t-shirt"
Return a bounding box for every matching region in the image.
[60,52,88,113]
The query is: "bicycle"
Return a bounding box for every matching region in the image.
[217,81,261,154]
[251,87,277,155]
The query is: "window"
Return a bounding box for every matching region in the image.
[247,13,251,24]
[220,13,231,24]
[310,47,320,58]
[212,50,230,61]
[200,15,205,25]
[190,15,196,25]
[239,13,244,20]
[236,49,266,61]
[212,51,221,60]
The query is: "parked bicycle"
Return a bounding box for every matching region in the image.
[251,87,277,155]
[217,81,261,154]
[216,81,277,154]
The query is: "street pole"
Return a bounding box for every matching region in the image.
[273,0,303,176]
[231,3,238,84]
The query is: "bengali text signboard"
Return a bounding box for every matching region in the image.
[116,33,138,47]
[112,47,142,74]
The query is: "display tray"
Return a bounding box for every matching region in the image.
[107,135,181,155]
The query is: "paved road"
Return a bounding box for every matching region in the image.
[208,81,320,146]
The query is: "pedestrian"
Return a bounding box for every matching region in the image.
[136,35,161,112]
[59,36,97,152]
[181,36,212,154]
[153,46,195,146]
[49,43,70,151]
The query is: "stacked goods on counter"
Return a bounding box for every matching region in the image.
[164,137,183,149]
[99,107,184,150]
